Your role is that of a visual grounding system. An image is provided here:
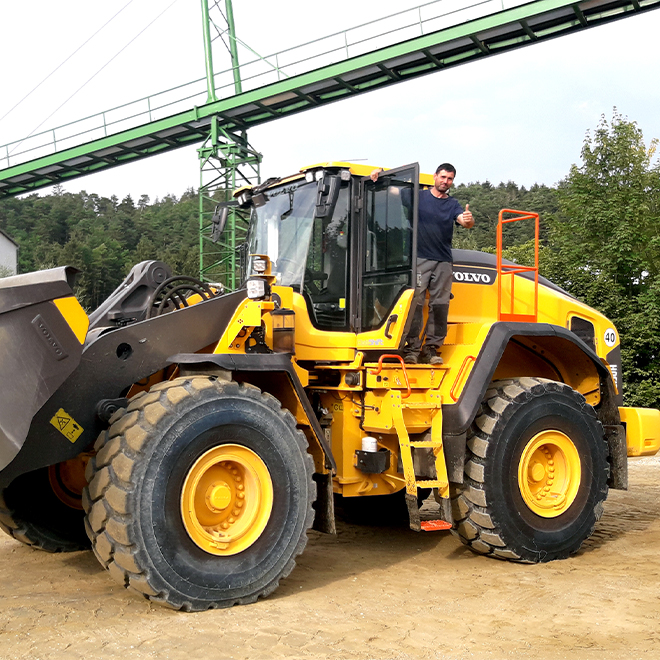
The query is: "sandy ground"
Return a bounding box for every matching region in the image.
[1,458,660,660]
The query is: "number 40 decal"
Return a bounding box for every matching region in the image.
[604,328,617,348]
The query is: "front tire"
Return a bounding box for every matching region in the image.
[451,377,609,562]
[83,376,315,611]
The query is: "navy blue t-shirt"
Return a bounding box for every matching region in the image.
[413,189,463,263]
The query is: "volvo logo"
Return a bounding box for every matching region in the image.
[453,266,496,285]
[32,314,68,361]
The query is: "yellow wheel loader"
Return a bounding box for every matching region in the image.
[0,162,658,611]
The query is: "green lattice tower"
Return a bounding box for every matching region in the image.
[199,0,261,289]
[198,119,260,288]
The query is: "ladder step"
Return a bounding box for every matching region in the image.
[417,479,448,489]
[420,520,452,532]
[410,441,443,448]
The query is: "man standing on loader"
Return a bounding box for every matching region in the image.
[371,163,474,364]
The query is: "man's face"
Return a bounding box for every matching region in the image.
[433,169,455,193]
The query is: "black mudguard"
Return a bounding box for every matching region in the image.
[173,352,336,474]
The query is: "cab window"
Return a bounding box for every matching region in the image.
[303,184,350,330]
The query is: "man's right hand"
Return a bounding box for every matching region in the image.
[370,168,383,182]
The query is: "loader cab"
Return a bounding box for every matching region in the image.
[242,163,419,337]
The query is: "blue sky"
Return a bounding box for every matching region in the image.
[1,0,659,200]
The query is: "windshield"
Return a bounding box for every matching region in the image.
[245,179,317,288]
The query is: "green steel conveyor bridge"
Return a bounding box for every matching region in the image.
[1,0,658,198]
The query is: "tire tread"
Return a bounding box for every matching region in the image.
[83,376,315,611]
[451,377,609,563]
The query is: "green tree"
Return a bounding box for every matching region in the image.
[0,186,200,311]
[543,110,660,406]
[452,181,559,252]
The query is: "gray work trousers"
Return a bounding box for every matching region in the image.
[405,259,452,354]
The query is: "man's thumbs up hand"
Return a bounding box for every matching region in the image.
[460,204,474,228]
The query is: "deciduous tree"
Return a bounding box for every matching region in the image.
[543,110,660,406]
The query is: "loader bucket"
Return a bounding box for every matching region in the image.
[0,267,86,472]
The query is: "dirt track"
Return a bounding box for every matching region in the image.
[1,457,660,660]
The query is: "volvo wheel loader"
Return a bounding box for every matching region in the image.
[0,162,659,611]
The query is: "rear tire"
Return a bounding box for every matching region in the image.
[451,377,609,562]
[83,376,315,611]
[0,462,90,552]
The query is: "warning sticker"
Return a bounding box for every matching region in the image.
[50,408,84,443]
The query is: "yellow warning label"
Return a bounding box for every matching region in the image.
[50,408,84,444]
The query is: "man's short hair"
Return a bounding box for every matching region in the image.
[435,163,456,175]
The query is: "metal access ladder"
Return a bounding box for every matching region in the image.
[365,355,452,532]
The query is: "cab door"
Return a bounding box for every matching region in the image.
[353,163,419,347]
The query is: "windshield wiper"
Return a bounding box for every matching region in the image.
[280,190,295,221]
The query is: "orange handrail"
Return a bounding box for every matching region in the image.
[370,354,412,398]
[450,355,476,402]
[496,209,540,323]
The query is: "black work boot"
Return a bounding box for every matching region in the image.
[420,345,443,365]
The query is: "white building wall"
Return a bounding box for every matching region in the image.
[0,234,18,275]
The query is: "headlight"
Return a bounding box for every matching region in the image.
[247,278,268,299]
[237,191,252,207]
[252,258,267,274]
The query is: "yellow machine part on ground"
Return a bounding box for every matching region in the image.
[620,407,660,456]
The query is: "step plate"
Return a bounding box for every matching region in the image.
[420,519,452,532]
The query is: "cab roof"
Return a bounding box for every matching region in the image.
[232,162,435,197]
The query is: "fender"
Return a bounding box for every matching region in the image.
[442,322,623,484]
[171,352,336,474]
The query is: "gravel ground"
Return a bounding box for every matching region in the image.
[1,456,659,660]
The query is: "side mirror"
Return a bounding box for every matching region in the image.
[210,203,237,242]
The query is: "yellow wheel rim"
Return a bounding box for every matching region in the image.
[181,444,274,556]
[518,430,581,518]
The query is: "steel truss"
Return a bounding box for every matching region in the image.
[198,0,261,289]
[198,119,260,289]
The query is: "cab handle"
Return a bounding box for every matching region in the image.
[384,314,398,339]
